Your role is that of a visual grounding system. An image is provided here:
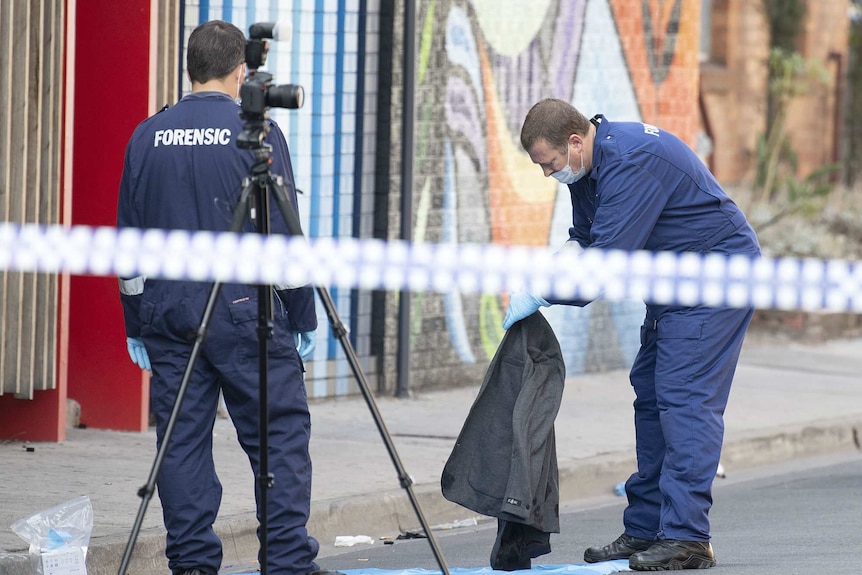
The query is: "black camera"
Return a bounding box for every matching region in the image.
[237,22,305,149]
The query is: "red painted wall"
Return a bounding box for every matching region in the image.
[67,0,152,431]
[0,383,67,442]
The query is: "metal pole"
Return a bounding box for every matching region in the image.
[395,0,416,398]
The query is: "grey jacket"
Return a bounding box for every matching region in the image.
[441,311,565,533]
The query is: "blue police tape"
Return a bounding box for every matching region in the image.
[1,223,861,312]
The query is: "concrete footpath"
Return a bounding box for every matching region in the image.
[1,336,861,575]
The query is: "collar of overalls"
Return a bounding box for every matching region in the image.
[587,114,607,181]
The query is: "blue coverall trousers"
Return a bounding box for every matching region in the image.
[142,284,319,575]
[622,304,754,542]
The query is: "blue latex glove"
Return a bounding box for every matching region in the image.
[293,330,317,362]
[502,292,550,330]
[126,337,151,371]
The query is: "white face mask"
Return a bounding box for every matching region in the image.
[551,143,586,185]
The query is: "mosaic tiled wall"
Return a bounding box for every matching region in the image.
[183,0,380,397]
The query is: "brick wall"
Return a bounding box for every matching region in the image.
[700,0,770,183]
[700,0,849,185]
[788,0,849,177]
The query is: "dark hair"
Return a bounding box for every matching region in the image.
[187,20,245,84]
[520,98,591,152]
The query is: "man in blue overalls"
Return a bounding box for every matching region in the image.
[504,98,760,570]
[117,20,323,575]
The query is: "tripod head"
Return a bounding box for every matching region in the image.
[238,22,305,150]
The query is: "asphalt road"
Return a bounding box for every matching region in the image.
[317,451,862,574]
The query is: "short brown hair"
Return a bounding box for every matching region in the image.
[187,20,245,84]
[520,98,591,152]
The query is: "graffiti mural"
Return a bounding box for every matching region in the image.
[183,0,701,392]
[411,0,700,375]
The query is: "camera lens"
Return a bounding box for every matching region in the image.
[266,84,304,109]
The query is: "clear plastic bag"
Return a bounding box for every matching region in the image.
[10,496,93,575]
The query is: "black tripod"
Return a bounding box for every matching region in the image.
[118,143,451,575]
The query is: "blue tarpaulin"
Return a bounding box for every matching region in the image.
[338,564,630,575]
[232,560,631,574]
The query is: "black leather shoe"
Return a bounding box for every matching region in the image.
[629,539,716,570]
[583,533,653,563]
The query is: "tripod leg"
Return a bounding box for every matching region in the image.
[268,176,451,575]
[117,181,257,575]
[252,174,275,575]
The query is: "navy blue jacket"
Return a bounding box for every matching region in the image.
[554,116,760,310]
[117,91,316,337]
[567,116,760,255]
